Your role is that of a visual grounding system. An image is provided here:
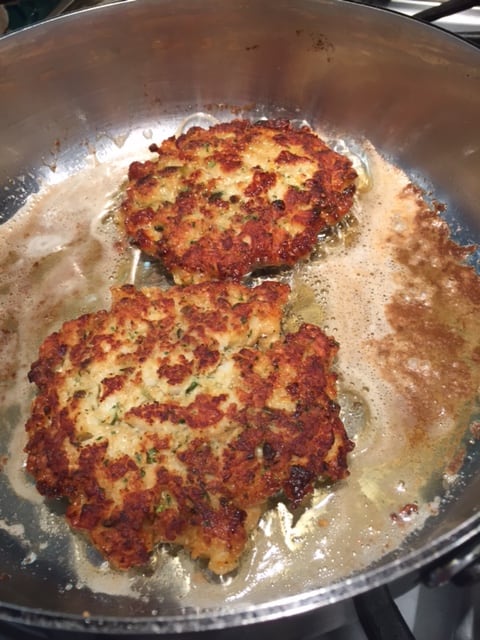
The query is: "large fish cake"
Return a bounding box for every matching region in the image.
[25,281,352,574]
[120,119,357,284]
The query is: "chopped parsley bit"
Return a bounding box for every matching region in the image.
[155,492,173,513]
[185,380,199,394]
[146,447,158,464]
[110,403,120,425]
[134,452,142,464]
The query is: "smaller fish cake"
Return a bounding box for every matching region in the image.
[25,281,353,574]
[120,119,357,284]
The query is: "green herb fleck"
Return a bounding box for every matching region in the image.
[146,447,158,464]
[155,492,173,513]
[185,380,199,394]
[110,403,120,425]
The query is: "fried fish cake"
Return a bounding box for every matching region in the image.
[25,281,352,574]
[120,119,357,284]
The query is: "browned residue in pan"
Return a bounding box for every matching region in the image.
[373,184,480,462]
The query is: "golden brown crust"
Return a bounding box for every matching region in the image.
[120,119,357,283]
[25,281,352,574]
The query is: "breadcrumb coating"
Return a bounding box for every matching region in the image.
[25,281,352,574]
[120,119,357,283]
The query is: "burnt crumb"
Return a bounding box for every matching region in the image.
[272,199,286,211]
[245,44,259,51]
[391,503,419,524]
[445,447,466,477]
[286,465,315,503]
[470,421,480,440]
[0,455,8,472]
[308,32,334,55]
[262,442,276,461]
[292,28,334,54]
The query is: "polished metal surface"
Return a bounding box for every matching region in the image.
[0,0,479,634]
[383,0,480,34]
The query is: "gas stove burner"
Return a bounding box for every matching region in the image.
[1,0,480,40]
[0,0,124,32]
[353,0,480,44]
[1,0,479,45]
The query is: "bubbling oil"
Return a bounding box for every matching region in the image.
[0,116,479,608]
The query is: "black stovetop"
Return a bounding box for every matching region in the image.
[1,0,480,42]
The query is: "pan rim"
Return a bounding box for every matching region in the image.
[1,0,479,632]
[0,513,478,632]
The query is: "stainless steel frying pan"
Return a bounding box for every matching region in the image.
[0,0,479,636]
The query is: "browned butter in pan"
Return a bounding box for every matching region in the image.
[0,116,479,605]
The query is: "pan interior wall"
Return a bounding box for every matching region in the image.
[0,0,479,629]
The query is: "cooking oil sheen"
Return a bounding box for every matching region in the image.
[0,114,478,606]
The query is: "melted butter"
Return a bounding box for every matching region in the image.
[0,124,479,608]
